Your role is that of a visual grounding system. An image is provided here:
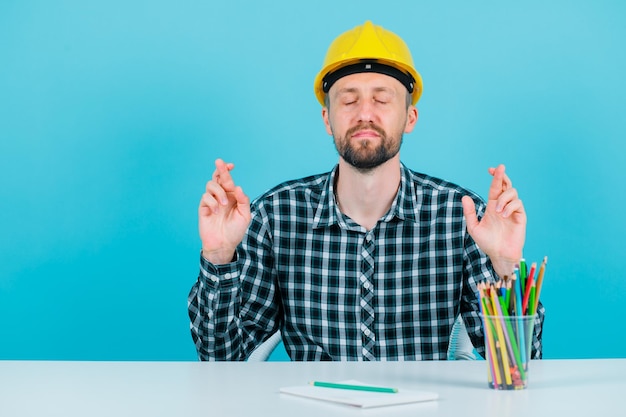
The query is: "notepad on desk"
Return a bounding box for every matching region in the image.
[279,380,439,409]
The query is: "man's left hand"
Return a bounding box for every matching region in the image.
[461,164,526,278]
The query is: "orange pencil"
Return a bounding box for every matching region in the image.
[479,283,495,316]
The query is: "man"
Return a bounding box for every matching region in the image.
[188,20,544,361]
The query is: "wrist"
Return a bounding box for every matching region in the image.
[202,247,237,265]
[490,256,519,279]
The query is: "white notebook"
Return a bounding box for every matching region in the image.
[279,380,439,409]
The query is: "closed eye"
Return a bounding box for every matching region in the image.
[373,93,392,104]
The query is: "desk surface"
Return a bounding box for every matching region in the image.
[1,359,624,416]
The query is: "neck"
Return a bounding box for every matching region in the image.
[335,156,401,230]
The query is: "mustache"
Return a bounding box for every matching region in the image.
[345,122,386,139]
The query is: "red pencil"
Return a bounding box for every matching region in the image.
[522,262,536,314]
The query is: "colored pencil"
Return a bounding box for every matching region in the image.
[522,262,536,314]
[533,257,548,314]
[513,267,527,365]
[519,259,527,296]
[309,381,398,393]
[478,283,501,388]
[503,275,512,313]
[489,288,513,386]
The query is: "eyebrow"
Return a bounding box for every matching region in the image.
[335,86,396,96]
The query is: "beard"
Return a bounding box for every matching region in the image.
[333,122,403,172]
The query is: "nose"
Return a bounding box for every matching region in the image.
[357,100,374,123]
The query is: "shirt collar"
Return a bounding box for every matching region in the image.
[312,163,419,229]
[312,165,340,229]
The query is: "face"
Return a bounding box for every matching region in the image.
[322,72,418,172]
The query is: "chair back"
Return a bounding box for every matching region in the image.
[248,315,477,361]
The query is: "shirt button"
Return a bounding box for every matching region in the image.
[363,328,371,337]
[363,282,371,290]
[365,234,372,242]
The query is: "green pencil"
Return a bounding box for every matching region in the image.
[309,381,399,393]
[519,259,527,296]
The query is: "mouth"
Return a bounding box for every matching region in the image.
[350,129,380,140]
[347,122,386,140]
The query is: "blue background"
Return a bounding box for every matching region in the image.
[1,1,625,361]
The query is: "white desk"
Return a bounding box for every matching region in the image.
[0,359,623,416]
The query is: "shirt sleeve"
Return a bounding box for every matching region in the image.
[187,204,281,361]
[187,256,242,361]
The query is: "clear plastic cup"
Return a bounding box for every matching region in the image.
[481,314,536,390]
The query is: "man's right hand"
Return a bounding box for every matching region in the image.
[198,159,251,264]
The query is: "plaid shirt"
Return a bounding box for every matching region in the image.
[188,163,544,361]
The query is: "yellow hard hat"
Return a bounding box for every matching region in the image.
[314,20,423,106]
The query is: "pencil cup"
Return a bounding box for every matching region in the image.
[481,314,536,390]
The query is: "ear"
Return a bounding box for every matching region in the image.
[322,107,333,135]
[404,105,418,134]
